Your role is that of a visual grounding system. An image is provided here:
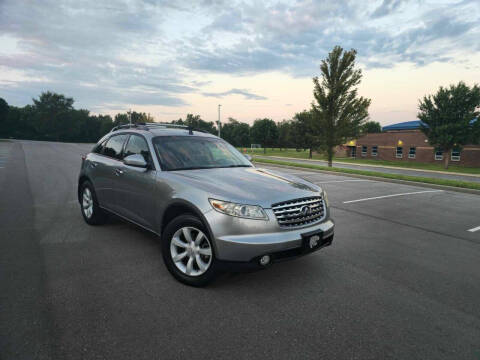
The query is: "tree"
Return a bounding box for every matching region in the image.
[312,46,371,166]
[221,118,250,147]
[114,113,129,127]
[361,121,382,134]
[32,92,75,141]
[173,114,217,135]
[0,98,9,138]
[277,120,293,150]
[250,118,278,154]
[418,82,480,169]
[0,91,115,142]
[293,110,323,158]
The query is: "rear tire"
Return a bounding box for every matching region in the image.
[162,214,217,287]
[79,181,107,225]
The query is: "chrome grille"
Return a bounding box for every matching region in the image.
[272,196,325,227]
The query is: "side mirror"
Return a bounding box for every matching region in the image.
[244,154,252,161]
[124,154,148,168]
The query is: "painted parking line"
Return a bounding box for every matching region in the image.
[467,226,480,233]
[343,190,444,204]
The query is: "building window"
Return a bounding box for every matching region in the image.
[408,147,416,159]
[451,149,461,161]
[372,146,378,156]
[361,145,367,156]
[435,150,443,161]
[396,147,403,158]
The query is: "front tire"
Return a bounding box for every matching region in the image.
[162,214,217,287]
[79,181,107,225]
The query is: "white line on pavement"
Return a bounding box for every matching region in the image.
[343,190,444,204]
[467,226,480,233]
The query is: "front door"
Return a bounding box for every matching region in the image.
[115,134,157,229]
[350,146,357,158]
[101,133,129,212]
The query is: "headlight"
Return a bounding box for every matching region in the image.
[209,199,268,220]
[322,190,329,206]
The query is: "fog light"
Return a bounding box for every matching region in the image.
[259,255,271,266]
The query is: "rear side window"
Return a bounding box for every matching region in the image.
[124,135,151,163]
[103,134,128,159]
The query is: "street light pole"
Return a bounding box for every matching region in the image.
[217,104,222,138]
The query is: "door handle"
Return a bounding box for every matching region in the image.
[115,168,124,176]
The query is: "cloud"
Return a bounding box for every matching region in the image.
[0,0,479,112]
[371,0,405,18]
[181,0,480,74]
[0,0,193,109]
[202,88,267,100]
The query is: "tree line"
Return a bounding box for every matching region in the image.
[0,92,156,143]
[1,45,478,169]
[0,90,380,149]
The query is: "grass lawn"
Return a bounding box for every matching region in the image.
[240,147,480,175]
[241,147,326,160]
[333,157,480,175]
[252,158,480,191]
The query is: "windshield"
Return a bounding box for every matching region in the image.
[153,136,252,171]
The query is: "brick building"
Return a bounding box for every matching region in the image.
[347,121,480,167]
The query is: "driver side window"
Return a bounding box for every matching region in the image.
[124,135,151,164]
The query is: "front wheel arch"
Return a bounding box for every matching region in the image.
[161,201,216,252]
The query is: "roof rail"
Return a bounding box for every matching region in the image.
[110,122,208,135]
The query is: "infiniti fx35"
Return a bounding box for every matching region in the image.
[78,123,334,286]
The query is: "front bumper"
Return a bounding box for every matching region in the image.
[216,234,334,272]
[207,209,335,262]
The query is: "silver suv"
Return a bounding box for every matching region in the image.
[78,123,334,286]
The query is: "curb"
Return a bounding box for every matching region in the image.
[253,161,480,196]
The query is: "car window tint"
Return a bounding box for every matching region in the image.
[153,136,251,171]
[124,135,150,162]
[103,134,128,159]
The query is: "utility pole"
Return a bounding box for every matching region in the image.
[217,104,222,138]
[128,109,132,125]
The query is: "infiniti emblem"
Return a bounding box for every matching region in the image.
[300,205,311,216]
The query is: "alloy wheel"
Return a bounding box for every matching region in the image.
[82,187,93,219]
[170,226,212,276]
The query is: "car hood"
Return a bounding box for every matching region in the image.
[166,167,322,208]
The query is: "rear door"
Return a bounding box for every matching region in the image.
[101,134,129,212]
[115,134,158,229]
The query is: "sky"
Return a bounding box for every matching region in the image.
[0,0,479,126]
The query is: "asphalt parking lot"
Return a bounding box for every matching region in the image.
[1,140,480,360]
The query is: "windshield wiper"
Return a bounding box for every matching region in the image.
[222,164,252,168]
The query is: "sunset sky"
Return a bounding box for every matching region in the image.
[1,0,479,126]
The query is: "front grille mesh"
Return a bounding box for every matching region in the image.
[272,196,325,227]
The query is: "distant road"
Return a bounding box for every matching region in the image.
[254,155,480,183]
[1,140,480,360]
